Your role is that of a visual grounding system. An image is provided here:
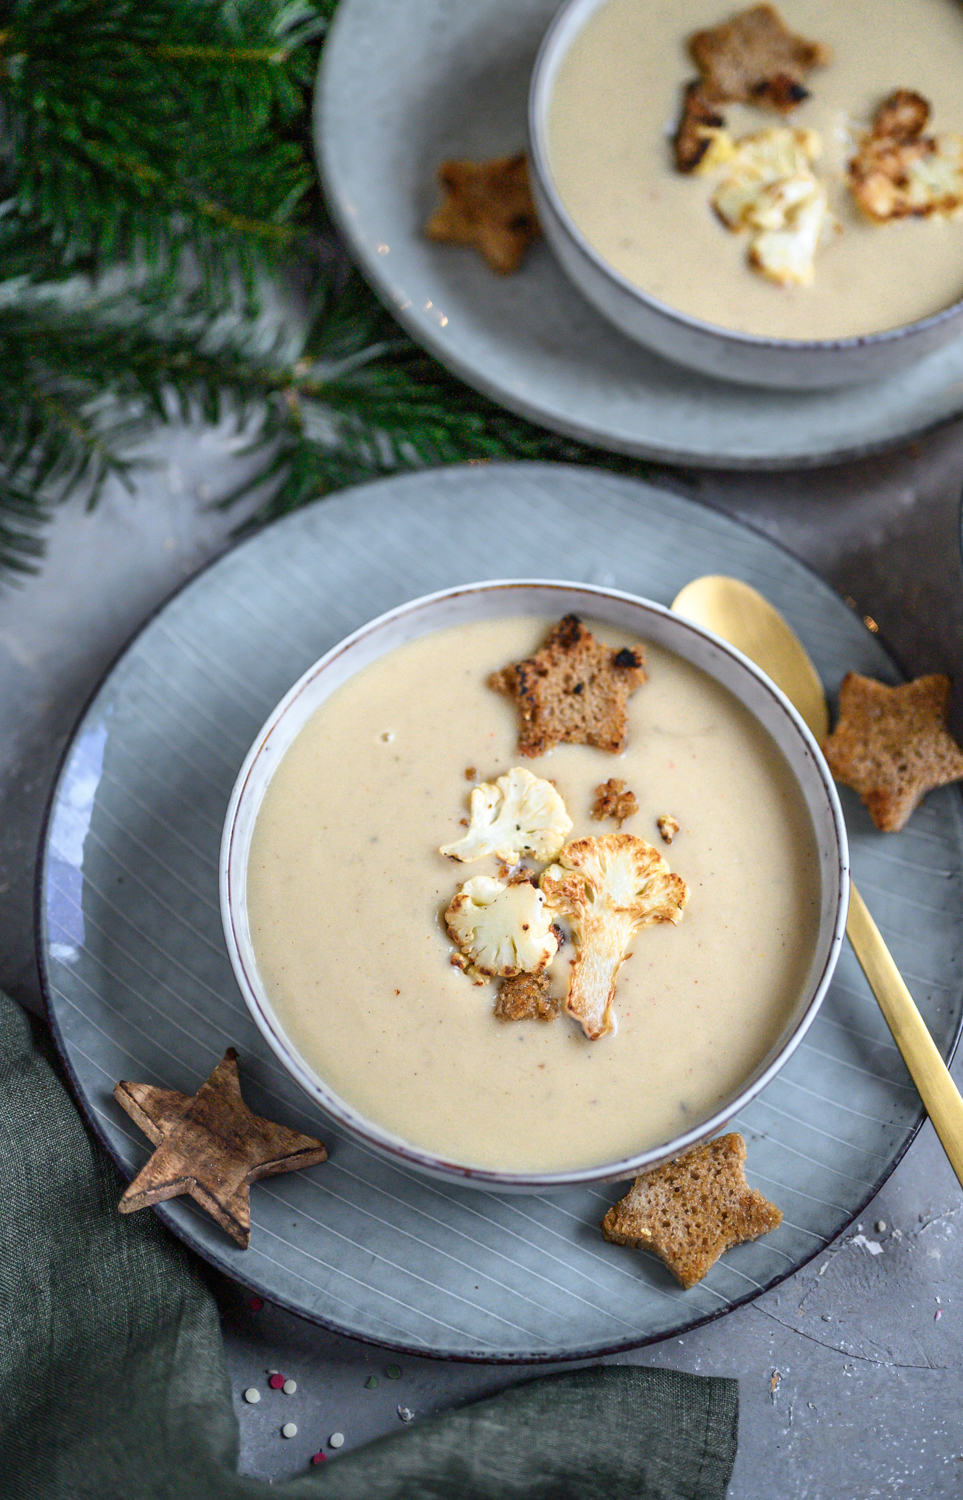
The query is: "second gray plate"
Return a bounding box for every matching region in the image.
[317,0,963,468]
[39,464,963,1360]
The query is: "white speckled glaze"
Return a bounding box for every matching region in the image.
[317,0,963,463]
[222,579,849,1191]
[529,0,963,389]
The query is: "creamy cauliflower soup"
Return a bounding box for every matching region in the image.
[245,616,821,1174]
[547,0,963,339]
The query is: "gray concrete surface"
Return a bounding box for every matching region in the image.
[3,411,963,1497]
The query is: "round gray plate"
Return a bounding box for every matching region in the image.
[39,465,963,1361]
[317,0,963,469]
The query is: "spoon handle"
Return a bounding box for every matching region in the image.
[847,882,963,1187]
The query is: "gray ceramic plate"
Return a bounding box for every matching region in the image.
[39,464,963,1361]
[317,0,963,469]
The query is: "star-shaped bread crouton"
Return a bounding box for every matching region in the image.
[114,1049,327,1247]
[689,4,830,111]
[490,615,647,757]
[601,1133,781,1288]
[822,671,963,832]
[424,152,540,274]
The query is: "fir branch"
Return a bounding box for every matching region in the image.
[2,0,328,289]
[0,0,662,587]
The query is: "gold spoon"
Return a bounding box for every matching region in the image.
[672,574,963,1190]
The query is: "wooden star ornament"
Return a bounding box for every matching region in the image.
[822,671,963,831]
[114,1049,327,1248]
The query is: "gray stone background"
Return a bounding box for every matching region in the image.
[3,409,963,1496]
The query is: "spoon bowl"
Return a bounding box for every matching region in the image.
[672,576,829,742]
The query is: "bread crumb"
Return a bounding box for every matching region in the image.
[592,778,639,828]
[494,971,561,1022]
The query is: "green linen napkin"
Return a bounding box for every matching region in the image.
[0,990,738,1499]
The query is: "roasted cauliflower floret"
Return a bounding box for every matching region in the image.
[440,766,573,863]
[848,91,963,222]
[540,835,688,1041]
[712,127,830,286]
[445,875,559,984]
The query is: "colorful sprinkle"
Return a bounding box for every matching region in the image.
[249,1297,264,1312]
[386,1364,402,1380]
[397,1406,414,1423]
[243,1388,261,1405]
[364,1376,378,1389]
[283,1379,297,1395]
[330,1432,345,1449]
[936,1309,943,1321]
[311,1452,327,1465]
[282,1423,298,1439]
[269,1374,285,1391]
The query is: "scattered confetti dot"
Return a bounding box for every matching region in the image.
[330,1432,345,1449]
[364,1376,379,1389]
[249,1297,264,1312]
[875,1221,886,1234]
[397,1406,414,1423]
[311,1453,327,1466]
[244,1388,261,1405]
[282,1423,298,1439]
[386,1364,402,1380]
[269,1374,285,1390]
[283,1379,297,1395]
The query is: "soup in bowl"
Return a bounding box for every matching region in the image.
[528,0,963,387]
[221,581,849,1190]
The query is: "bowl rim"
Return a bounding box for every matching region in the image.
[527,0,963,356]
[220,578,851,1190]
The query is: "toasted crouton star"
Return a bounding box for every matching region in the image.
[689,4,830,110]
[424,152,540,274]
[822,671,963,831]
[490,615,647,758]
[601,1133,782,1287]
